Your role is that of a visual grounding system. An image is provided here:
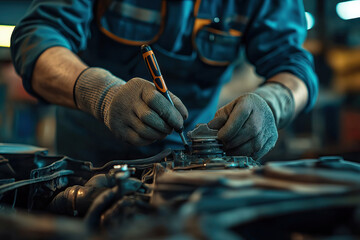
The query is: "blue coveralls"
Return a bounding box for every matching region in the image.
[11,0,318,165]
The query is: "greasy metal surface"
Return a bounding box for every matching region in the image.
[171,123,259,169]
[0,143,47,154]
[171,150,259,169]
[0,142,360,239]
[187,123,224,157]
[187,123,219,140]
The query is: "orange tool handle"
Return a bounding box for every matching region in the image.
[141,45,188,144]
[141,45,174,106]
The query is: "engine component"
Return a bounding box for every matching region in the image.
[187,123,223,157]
[1,144,360,239]
[171,124,260,169]
[47,164,140,217]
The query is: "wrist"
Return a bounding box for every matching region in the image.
[268,73,309,115]
[254,83,295,129]
[74,67,126,123]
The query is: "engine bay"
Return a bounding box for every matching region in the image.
[0,124,360,239]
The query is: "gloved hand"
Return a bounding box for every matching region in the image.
[74,67,188,146]
[208,83,294,160]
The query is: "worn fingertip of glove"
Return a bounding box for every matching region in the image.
[208,118,222,130]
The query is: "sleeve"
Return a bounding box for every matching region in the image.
[244,0,318,111]
[10,0,95,97]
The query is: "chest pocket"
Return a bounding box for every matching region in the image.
[194,23,243,66]
[96,0,165,45]
[192,0,244,66]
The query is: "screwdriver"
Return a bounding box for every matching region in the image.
[141,44,189,150]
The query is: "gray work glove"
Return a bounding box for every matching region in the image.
[74,67,188,146]
[208,83,294,160]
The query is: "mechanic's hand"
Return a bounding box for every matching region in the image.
[208,93,278,160]
[106,77,188,145]
[74,67,188,146]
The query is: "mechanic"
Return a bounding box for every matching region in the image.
[10,0,318,164]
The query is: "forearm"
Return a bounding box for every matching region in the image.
[32,46,88,108]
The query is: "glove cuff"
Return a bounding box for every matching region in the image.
[74,67,126,125]
[254,83,295,129]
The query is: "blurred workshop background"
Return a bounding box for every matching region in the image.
[0,0,359,160]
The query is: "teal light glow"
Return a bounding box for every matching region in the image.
[305,12,315,30]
